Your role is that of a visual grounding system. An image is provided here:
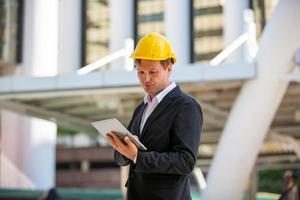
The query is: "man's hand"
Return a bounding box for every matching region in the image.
[106,132,138,161]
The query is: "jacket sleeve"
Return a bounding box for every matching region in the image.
[135,101,203,175]
[114,151,131,166]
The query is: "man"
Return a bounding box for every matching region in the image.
[279,170,299,200]
[107,32,203,200]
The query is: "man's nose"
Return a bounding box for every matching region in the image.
[144,73,150,82]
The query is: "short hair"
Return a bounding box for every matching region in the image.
[284,170,297,181]
[134,58,174,69]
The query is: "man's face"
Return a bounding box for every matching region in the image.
[136,59,172,97]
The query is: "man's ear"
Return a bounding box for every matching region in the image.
[167,64,173,73]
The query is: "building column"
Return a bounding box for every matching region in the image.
[224,0,249,63]
[109,0,134,71]
[10,0,59,189]
[0,110,35,188]
[22,0,59,77]
[202,0,300,199]
[165,0,191,65]
[57,0,82,75]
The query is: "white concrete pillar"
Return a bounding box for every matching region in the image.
[224,0,249,63]
[165,0,190,65]
[1,110,56,190]
[22,117,57,189]
[22,0,59,76]
[58,0,82,74]
[109,0,134,70]
[0,110,35,188]
[202,0,300,199]
[13,0,58,189]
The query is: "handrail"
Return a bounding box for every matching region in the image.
[210,9,257,66]
[77,39,134,75]
[77,49,126,75]
[210,33,249,66]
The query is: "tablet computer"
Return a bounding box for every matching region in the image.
[91,118,147,150]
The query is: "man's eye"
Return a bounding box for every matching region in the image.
[150,71,158,74]
[138,71,144,75]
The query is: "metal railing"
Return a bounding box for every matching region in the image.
[210,9,258,66]
[77,39,134,75]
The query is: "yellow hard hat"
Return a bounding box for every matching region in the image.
[130,32,177,63]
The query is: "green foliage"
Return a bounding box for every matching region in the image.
[57,126,77,136]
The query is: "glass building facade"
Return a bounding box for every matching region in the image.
[251,0,278,37]
[83,0,109,65]
[134,0,164,41]
[0,0,279,68]
[0,0,22,65]
[192,0,224,63]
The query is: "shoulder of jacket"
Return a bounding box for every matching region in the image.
[176,92,199,105]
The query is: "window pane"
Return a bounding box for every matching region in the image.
[0,0,19,65]
[192,0,224,63]
[84,0,109,65]
[135,0,164,40]
[251,0,278,37]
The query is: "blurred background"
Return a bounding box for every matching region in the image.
[0,0,299,199]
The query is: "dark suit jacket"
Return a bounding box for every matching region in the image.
[114,86,203,200]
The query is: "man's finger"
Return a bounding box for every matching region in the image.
[107,133,117,144]
[108,132,119,143]
[106,133,118,149]
[107,133,122,149]
[110,133,127,150]
[124,136,136,149]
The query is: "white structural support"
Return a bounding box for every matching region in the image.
[23,0,58,189]
[22,0,59,77]
[58,0,82,75]
[2,0,59,190]
[109,0,134,71]
[224,0,249,63]
[165,0,190,65]
[0,62,255,100]
[23,116,57,190]
[109,2,134,191]
[202,0,300,199]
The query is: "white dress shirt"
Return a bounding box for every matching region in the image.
[140,82,176,135]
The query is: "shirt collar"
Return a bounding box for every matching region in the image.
[143,82,176,104]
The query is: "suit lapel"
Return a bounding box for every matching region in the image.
[139,86,181,140]
[131,103,146,137]
[137,103,147,137]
